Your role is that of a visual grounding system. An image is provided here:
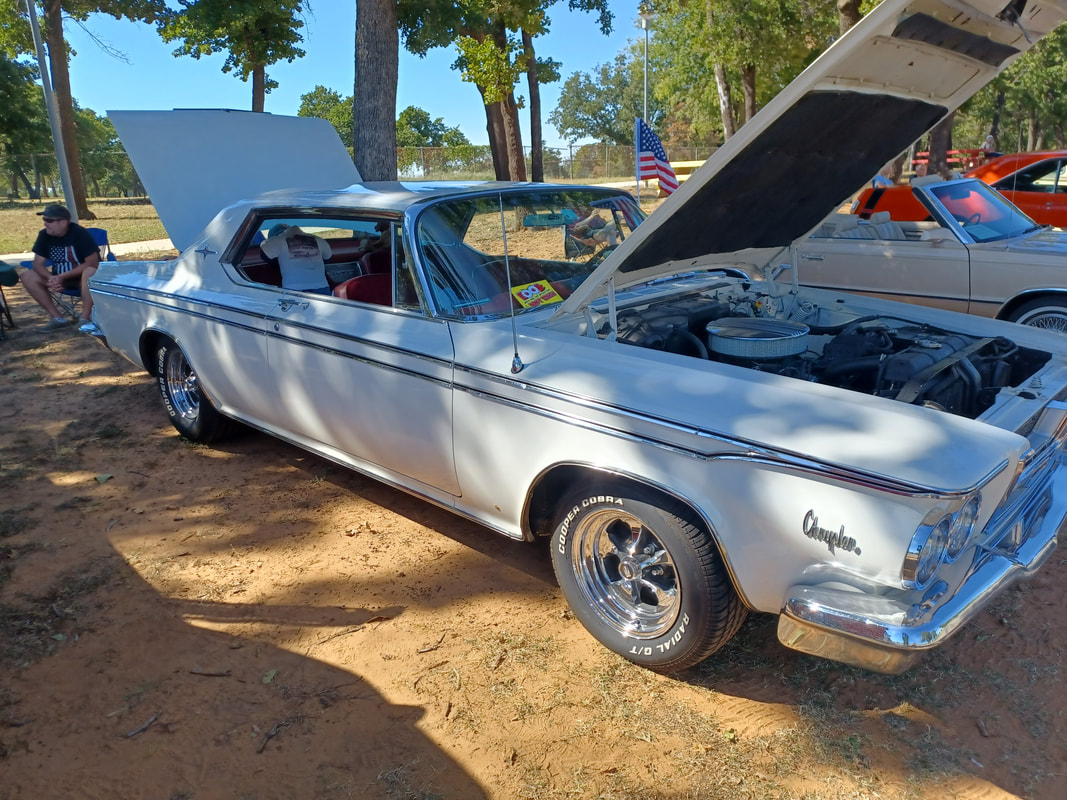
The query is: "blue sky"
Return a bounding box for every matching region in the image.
[60,1,642,149]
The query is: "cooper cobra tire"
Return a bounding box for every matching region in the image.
[156,338,235,443]
[1009,298,1067,333]
[551,485,747,673]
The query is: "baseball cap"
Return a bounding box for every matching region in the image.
[37,203,71,220]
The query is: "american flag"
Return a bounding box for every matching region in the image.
[636,118,678,195]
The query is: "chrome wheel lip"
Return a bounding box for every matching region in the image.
[164,350,200,422]
[570,508,681,640]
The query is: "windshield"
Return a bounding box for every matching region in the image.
[416,188,644,318]
[927,180,1040,243]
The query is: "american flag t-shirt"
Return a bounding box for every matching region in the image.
[49,244,80,275]
[636,118,679,195]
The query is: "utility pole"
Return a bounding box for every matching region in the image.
[24,0,77,219]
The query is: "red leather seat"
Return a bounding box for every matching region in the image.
[333,273,391,306]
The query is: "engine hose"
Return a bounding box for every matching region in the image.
[667,329,709,359]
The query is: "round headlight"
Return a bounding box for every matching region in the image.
[903,516,950,589]
[947,495,980,559]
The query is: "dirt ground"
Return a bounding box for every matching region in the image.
[1,286,1065,800]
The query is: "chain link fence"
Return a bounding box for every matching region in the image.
[3,144,718,200]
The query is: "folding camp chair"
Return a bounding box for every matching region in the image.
[87,227,118,263]
[0,262,17,339]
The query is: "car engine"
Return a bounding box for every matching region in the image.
[609,289,1050,420]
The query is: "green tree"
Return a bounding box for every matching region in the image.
[3,0,168,218]
[72,105,119,196]
[401,0,612,181]
[0,53,52,198]
[159,0,308,112]
[551,47,665,144]
[952,26,1067,153]
[395,105,470,147]
[395,105,473,176]
[298,85,353,143]
[651,0,835,141]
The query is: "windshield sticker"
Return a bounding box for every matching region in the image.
[512,280,562,308]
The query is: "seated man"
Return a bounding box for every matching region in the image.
[260,223,334,294]
[20,204,101,332]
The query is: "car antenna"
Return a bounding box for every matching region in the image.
[497,194,524,374]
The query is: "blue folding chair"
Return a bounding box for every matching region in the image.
[87,227,118,263]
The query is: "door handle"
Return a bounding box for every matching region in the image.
[277,299,309,312]
[800,253,825,261]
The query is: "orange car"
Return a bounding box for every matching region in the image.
[966,151,1067,226]
[856,151,1067,226]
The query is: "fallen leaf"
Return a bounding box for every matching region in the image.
[95,474,113,484]
[262,668,277,684]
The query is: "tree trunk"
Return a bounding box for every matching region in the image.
[1028,112,1038,151]
[479,88,510,180]
[523,29,543,182]
[713,64,737,140]
[886,152,908,183]
[927,111,955,177]
[741,65,757,123]
[837,0,863,34]
[500,91,526,181]
[252,64,265,112]
[43,0,94,219]
[989,90,1005,140]
[353,0,399,181]
[13,163,36,199]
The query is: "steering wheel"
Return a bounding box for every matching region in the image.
[961,212,981,225]
[586,244,618,268]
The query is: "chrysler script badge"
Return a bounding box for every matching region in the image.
[802,510,861,555]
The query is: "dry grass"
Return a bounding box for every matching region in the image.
[0,198,166,255]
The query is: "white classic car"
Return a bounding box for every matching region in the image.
[92,0,1067,674]
[797,176,1067,330]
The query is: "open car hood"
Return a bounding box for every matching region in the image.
[109,109,361,252]
[560,0,1067,315]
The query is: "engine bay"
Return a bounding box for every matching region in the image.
[601,284,1050,420]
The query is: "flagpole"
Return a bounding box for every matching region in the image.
[635,117,642,209]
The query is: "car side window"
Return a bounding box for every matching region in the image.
[233,214,426,312]
[997,160,1064,194]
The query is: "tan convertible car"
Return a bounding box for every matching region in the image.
[795,176,1067,331]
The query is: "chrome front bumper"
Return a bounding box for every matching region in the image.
[778,443,1067,674]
